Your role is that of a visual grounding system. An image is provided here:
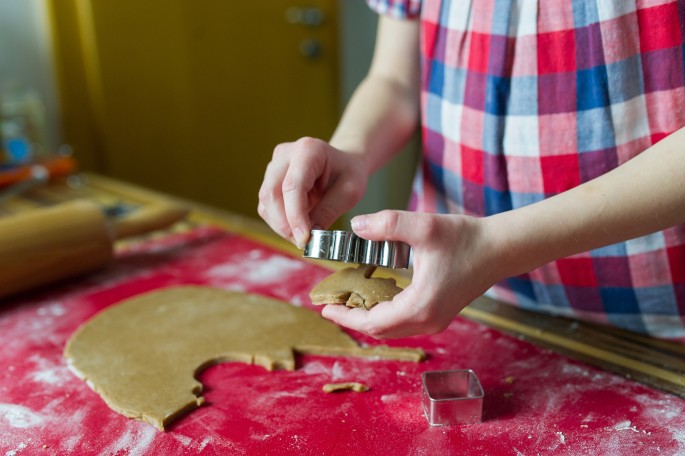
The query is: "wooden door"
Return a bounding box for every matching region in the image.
[48,0,340,218]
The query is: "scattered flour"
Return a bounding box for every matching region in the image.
[561,363,590,377]
[251,433,271,441]
[104,426,157,456]
[556,431,566,444]
[331,362,346,381]
[380,394,400,404]
[28,355,71,386]
[30,369,64,385]
[197,437,212,451]
[60,434,82,454]
[206,254,304,284]
[299,361,331,376]
[36,302,66,317]
[673,428,685,447]
[0,404,45,429]
[289,295,305,307]
[4,442,27,456]
[611,420,653,436]
[173,434,193,447]
[613,420,639,433]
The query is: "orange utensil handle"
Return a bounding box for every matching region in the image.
[0,155,77,187]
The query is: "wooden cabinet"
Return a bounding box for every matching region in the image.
[49,0,340,219]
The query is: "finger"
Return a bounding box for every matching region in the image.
[351,210,433,246]
[282,148,327,249]
[309,177,363,230]
[321,301,417,340]
[321,288,425,339]
[258,159,295,243]
[258,199,295,244]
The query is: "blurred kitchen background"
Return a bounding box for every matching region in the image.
[0,0,418,224]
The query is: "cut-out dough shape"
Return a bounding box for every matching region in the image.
[309,265,403,310]
[322,382,369,393]
[64,286,424,430]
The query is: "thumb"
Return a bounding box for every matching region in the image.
[351,210,424,245]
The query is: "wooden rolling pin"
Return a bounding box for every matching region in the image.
[0,199,189,300]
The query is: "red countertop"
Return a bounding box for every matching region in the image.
[1,226,684,455]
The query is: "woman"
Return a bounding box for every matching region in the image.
[258,0,685,339]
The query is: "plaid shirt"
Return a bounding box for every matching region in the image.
[366,0,685,338]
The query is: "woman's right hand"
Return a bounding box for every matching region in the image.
[258,137,369,248]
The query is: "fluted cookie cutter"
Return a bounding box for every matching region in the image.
[422,370,484,426]
[303,229,411,269]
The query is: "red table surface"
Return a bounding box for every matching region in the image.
[1,226,684,456]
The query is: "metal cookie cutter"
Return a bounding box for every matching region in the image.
[303,229,411,269]
[422,370,484,426]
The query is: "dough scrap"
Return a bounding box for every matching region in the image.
[322,382,369,393]
[309,265,402,310]
[64,286,423,430]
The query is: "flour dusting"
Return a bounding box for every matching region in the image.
[561,363,590,377]
[632,391,685,453]
[173,434,193,447]
[60,434,82,454]
[673,428,685,446]
[251,434,271,441]
[380,394,399,404]
[290,295,305,307]
[331,362,346,381]
[197,437,212,451]
[28,355,71,386]
[35,301,66,317]
[104,426,157,456]
[206,253,304,284]
[613,420,639,433]
[4,442,27,456]
[0,404,45,429]
[300,361,331,376]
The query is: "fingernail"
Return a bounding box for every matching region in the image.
[293,227,307,249]
[351,216,367,231]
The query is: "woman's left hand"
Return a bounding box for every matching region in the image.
[321,210,503,339]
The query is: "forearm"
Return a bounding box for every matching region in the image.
[330,75,419,174]
[329,16,420,176]
[487,126,685,279]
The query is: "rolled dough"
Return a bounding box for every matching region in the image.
[309,265,403,310]
[64,286,424,430]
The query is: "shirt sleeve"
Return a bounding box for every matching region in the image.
[366,0,422,19]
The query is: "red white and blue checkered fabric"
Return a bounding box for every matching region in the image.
[366,0,685,338]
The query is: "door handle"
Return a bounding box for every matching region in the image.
[299,39,322,60]
[285,7,325,27]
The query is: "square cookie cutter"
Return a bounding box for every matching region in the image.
[422,370,484,426]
